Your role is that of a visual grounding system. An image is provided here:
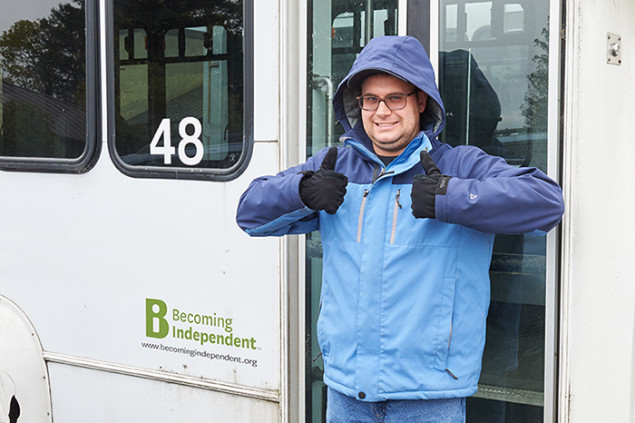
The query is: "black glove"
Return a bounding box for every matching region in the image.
[411,150,451,219]
[299,146,348,214]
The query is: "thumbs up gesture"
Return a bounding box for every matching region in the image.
[299,147,348,214]
[411,150,451,219]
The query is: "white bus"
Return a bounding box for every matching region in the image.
[0,0,633,422]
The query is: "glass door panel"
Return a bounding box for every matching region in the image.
[306,1,398,422]
[438,0,552,421]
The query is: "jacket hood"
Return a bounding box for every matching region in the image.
[333,36,446,143]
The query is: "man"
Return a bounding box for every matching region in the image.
[236,36,564,422]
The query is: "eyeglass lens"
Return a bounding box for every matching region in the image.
[357,92,415,111]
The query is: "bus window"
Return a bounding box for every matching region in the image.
[0,0,96,172]
[111,0,252,180]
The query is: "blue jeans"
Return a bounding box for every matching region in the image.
[326,387,466,423]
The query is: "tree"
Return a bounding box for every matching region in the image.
[0,0,85,104]
[521,26,549,131]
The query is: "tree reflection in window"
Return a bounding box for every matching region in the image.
[0,0,86,159]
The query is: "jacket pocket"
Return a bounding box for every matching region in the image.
[316,297,329,358]
[435,277,457,372]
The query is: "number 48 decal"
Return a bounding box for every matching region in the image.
[150,117,204,166]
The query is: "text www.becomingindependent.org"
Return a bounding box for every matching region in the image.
[141,342,258,367]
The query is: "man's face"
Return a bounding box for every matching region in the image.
[360,74,427,157]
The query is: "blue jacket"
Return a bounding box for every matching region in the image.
[236,36,564,401]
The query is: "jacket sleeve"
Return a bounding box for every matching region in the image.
[236,154,322,237]
[435,146,564,234]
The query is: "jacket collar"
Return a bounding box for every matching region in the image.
[343,129,433,177]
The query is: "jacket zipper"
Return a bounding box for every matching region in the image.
[358,164,394,243]
[357,190,369,242]
[389,189,402,244]
[373,164,394,183]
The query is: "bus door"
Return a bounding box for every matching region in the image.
[304,0,562,422]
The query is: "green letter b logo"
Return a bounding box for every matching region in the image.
[146,298,169,338]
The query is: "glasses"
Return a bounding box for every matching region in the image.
[356,91,417,111]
